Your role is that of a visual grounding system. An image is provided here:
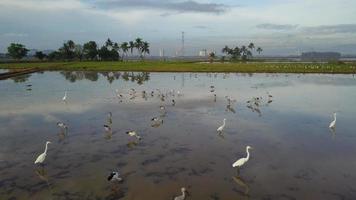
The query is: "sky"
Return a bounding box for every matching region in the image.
[1,0,356,56]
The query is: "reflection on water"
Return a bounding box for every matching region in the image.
[1,72,356,199]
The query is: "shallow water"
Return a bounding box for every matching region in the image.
[1,71,356,200]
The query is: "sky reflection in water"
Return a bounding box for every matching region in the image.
[0,71,356,200]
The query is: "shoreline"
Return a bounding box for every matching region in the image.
[1,61,356,74]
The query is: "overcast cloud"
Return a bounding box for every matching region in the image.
[1,0,356,55]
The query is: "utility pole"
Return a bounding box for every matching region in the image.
[181,31,185,57]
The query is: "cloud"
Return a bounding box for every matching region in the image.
[193,25,209,29]
[92,0,228,14]
[256,23,298,31]
[0,32,28,37]
[303,24,356,34]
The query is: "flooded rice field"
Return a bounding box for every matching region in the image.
[1,71,356,200]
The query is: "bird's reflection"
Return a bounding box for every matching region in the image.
[226,105,236,113]
[232,175,250,196]
[330,127,336,139]
[127,141,138,148]
[105,131,113,140]
[58,130,66,142]
[34,167,51,189]
[217,132,225,139]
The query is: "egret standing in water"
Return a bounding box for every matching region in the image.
[62,91,67,102]
[34,141,51,165]
[329,112,337,129]
[57,122,68,131]
[107,171,122,182]
[217,118,226,133]
[233,146,253,174]
[174,187,188,200]
[126,131,142,140]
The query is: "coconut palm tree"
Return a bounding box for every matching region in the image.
[135,38,143,58]
[256,47,263,55]
[129,41,135,57]
[248,43,255,51]
[121,42,129,61]
[141,41,150,59]
[222,45,231,56]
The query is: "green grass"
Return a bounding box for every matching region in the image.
[0,61,356,73]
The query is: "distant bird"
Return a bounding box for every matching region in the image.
[104,125,112,132]
[107,171,122,182]
[267,92,273,98]
[126,131,141,140]
[217,118,226,133]
[160,105,166,112]
[34,141,51,165]
[172,99,176,106]
[174,187,188,200]
[62,91,67,101]
[232,146,253,173]
[57,122,68,131]
[151,117,163,123]
[214,94,217,102]
[329,112,337,129]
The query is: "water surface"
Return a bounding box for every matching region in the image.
[1,71,356,200]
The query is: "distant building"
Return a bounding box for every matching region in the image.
[301,52,341,62]
[199,49,216,57]
[199,49,208,57]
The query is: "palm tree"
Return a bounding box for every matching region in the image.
[120,42,129,61]
[134,38,143,58]
[105,38,113,49]
[141,41,150,59]
[129,41,135,57]
[256,47,263,55]
[248,43,255,51]
[222,45,231,56]
[240,45,249,61]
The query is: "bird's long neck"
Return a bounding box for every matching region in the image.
[334,114,337,122]
[182,191,186,198]
[222,120,226,127]
[246,148,250,161]
[44,143,49,154]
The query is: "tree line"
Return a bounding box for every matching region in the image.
[221,43,263,61]
[6,38,150,61]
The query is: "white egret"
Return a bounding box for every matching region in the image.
[104,125,112,132]
[126,131,141,140]
[217,118,226,133]
[62,91,67,101]
[329,112,336,129]
[107,171,122,182]
[34,141,51,165]
[174,187,187,200]
[57,122,67,130]
[232,146,253,173]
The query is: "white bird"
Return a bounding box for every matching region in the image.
[329,112,336,129]
[126,131,142,140]
[217,118,226,133]
[104,125,112,132]
[174,187,187,200]
[232,146,253,173]
[107,171,122,182]
[34,141,51,165]
[62,91,67,101]
[57,122,67,129]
